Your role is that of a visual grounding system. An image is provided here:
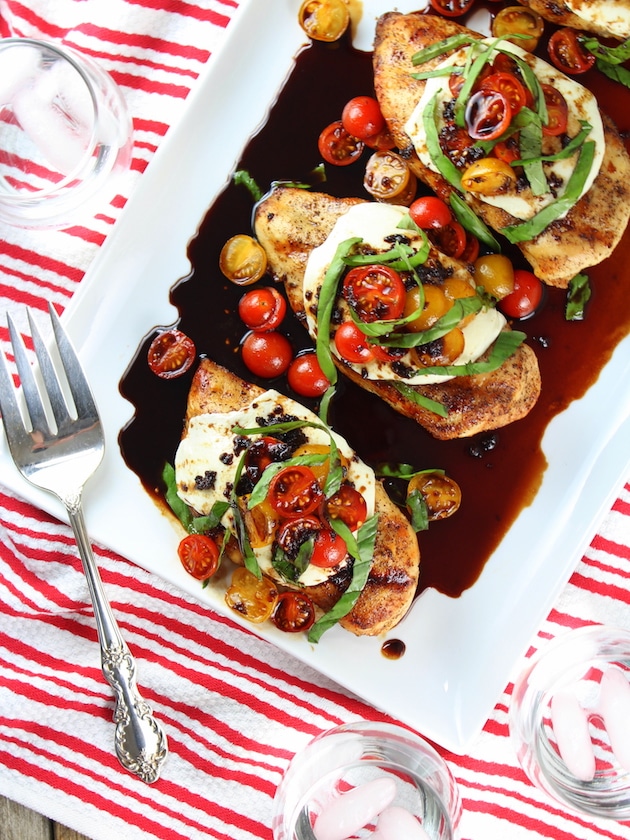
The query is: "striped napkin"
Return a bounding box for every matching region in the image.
[1,2,630,839]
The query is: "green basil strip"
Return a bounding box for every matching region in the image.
[449,193,502,252]
[595,58,630,90]
[376,463,445,480]
[423,94,463,191]
[318,384,336,424]
[390,383,449,418]
[233,169,263,202]
[380,296,483,348]
[191,501,230,535]
[343,239,429,271]
[272,539,313,583]
[454,43,500,128]
[411,33,475,66]
[501,141,596,243]
[316,237,361,384]
[583,36,630,66]
[411,329,526,377]
[231,451,261,577]
[412,65,460,81]
[565,272,591,321]
[407,489,429,533]
[511,121,592,166]
[247,453,329,509]
[519,119,547,196]
[162,462,193,531]
[308,515,379,643]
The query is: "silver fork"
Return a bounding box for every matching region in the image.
[0,304,168,784]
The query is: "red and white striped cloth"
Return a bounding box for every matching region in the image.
[1,2,630,838]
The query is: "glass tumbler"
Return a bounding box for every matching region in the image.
[272,720,462,840]
[0,37,133,228]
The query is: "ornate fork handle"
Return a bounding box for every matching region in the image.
[67,492,168,784]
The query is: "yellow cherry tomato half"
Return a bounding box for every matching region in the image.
[474,254,515,299]
[404,285,453,333]
[225,567,278,623]
[461,157,517,196]
[363,150,417,205]
[407,471,462,521]
[298,0,350,42]
[491,6,544,52]
[219,234,268,286]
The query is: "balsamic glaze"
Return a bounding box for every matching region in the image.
[119,7,630,601]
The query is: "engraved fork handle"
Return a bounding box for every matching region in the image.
[66,492,168,784]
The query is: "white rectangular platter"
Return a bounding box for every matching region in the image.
[2,0,630,754]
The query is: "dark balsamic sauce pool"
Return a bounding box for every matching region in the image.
[119,7,630,601]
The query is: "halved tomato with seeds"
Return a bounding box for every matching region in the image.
[147,329,196,379]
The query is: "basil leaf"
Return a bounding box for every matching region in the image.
[449,193,502,252]
[272,539,313,583]
[595,58,630,89]
[565,273,591,321]
[247,453,329,509]
[319,384,335,424]
[583,36,630,66]
[411,329,526,377]
[308,515,379,643]
[411,33,475,66]
[376,463,445,480]
[454,43,499,128]
[423,94,463,191]
[390,383,449,418]
[501,141,596,243]
[407,489,429,533]
[191,501,230,535]
[380,296,483,348]
[316,237,361,384]
[230,451,261,578]
[412,65,460,81]
[162,462,193,530]
[233,419,315,436]
[519,119,547,196]
[511,121,592,166]
[233,169,263,202]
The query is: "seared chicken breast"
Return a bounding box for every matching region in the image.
[520,0,630,40]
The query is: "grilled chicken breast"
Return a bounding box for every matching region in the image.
[520,0,630,40]
[182,357,421,637]
[253,185,541,440]
[373,12,630,288]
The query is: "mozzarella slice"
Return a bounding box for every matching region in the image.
[404,39,605,221]
[174,389,375,587]
[303,202,506,385]
[565,0,630,40]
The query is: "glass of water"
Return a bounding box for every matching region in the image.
[0,38,133,228]
[272,721,462,840]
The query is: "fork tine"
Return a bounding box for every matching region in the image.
[27,308,73,430]
[0,345,31,453]
[47,303,98,420]
[7,312,51,436]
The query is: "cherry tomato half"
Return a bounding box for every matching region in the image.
[430,220,467,259]
[541,84,568,136]
[238,287,287,332]
[429,0,474,17]
[548,28,596,75]
[241,330,293,378]
[461,157,517,196]
[311,528,348,568]
[225,567,278,623]
[409,195,452,230]
[298,0,350,42]
[147,328,196,379]
[287,351,331,398]
[342,264,406,323]
[268,465,324,518]
[177,534,220,580]
[363,150,417,205]
[318,120,364,166]
[219,234,268,285]
[334,321,374,364]
[494,138,520,165]
[276,516,321,557]
[272,591,316,633]
[499,269,543,319]
[465,90,512,141]
[326,484,368,531]
[491,6,544,52]
[244,436,291,484]
[341,96,386,141]
[407,472,462,521]
[481,72,527,116]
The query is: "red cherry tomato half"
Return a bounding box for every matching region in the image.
[409,195,452,230]
[341,96,386,142]
[287,351,331,398]
[177,534,220,580]
[499,269,543,319]
[325,484,368,530]
[481,72,527,115]
[429,0,474,16]
[272,591,316,633]
[342,264,406,323]
[548,28,596,75]
[494,138,520,165]
[311,528,348,568]
[541,84,568,136]
[430,220,467,259]
[460,231,480,263]
[241,330,293,378]
[276,516,321,556]
[465,90,512,141]
[147,328,196,379]
[238,287,287,332]
[318,120,364,166]
[268,465,324,518]
[244,436,291,484]
[334,321,374,364]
